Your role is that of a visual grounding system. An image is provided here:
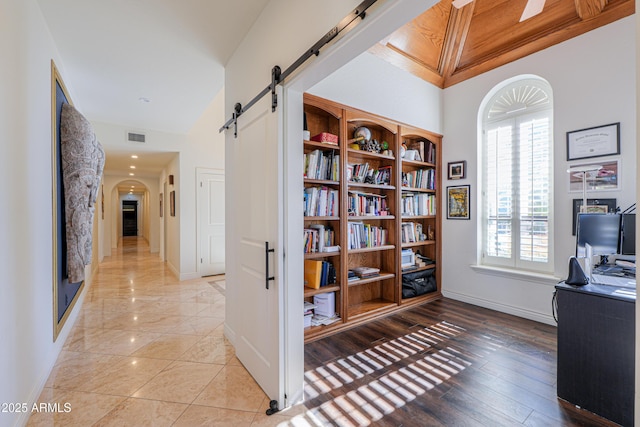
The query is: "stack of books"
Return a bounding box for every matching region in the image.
[352,266,380,279]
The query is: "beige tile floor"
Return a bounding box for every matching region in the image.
[27,237,297,427]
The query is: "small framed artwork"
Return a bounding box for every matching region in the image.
[571,198,616,235]
[448,160,466,180]
[159,193,163,217]
[568,159,619,192]
[170,191,176,216]
[447,185,470,220]
[566,122,620,161]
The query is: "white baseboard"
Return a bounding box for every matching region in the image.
[224,323,237,347]
[179,272,200,281]
[442,290,556,326]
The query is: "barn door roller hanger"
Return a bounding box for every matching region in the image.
[219,0,378,137]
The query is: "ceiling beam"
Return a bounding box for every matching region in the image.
[575,0,608,20]
[439,1,475,84]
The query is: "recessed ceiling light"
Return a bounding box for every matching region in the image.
[130,186,135,188]
[129,173,135,176]
[131,155,138,159]
[130,165,136,169]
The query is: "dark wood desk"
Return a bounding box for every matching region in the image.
[555,282,635,426]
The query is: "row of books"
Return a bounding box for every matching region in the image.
[402,168,436,190]
[304,149,340,181]
[401,193,436,216]
[347,164,392,186]
[403,139,436,164]
[402,222,428,244]
[348,191,390,217]
[304,186,339,217]
[303,224,336,254]
[304,260,337,289]
[348,221,388,249]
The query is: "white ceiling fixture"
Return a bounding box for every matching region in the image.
[452,0,547,22]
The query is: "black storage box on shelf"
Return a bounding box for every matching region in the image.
[402,268,436,298]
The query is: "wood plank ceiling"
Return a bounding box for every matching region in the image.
[369,0,634,88]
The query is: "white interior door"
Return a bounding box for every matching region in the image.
[232,92,284,403]
[198,170,225,276]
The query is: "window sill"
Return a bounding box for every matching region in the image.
[470,264,562,286]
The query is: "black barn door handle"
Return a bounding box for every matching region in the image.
[265,241,275,289]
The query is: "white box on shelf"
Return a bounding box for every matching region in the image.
[304,313,313,328]
[313,292,335,318]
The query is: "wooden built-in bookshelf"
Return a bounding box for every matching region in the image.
[302,93,442,342]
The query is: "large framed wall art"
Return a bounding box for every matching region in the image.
[51,61,84,341]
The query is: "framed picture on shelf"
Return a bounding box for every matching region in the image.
[568,159,619,192]
[447,160,466,180]
[566,122,620,161]
[447,185,470,220]
[571,198,617,235]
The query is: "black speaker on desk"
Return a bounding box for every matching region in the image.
[565,256,588,286]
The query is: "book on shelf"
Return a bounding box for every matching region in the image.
[304,149,340,181]
[401,222,426,244]
[304,186,339,217]
[401,193,436,216]
[303,226,335,254]
[348,221,387,249]
[402,168,435,190]
[347,163,392,186]
[304,259,337,289]
[348,190,390,217]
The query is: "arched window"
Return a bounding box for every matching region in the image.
[480,76,554,272]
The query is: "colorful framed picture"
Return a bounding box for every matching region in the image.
[568,159,619,192]
[448,160,466,180]
[447,185,470,220]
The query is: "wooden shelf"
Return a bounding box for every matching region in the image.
[304,178,339,186]
[347,148,395,161]
[348,245,395,254]
[304,285,340,297]
[347,272,395,287]
[401,186,435,193]
[401,159,435,168]
[303,216,340,221]
[401,264,435,274]
[304,251,340,259]
[304,140,340,150]
[348,215,395,221]
[348,299,397,318]
[348,182,395,190]
[401,215,436,220]
[401,241,435,248]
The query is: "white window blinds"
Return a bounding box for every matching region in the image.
[481,78,553,272]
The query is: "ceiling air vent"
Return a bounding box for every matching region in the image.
[127,132,146,143]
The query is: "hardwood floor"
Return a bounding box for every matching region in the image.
[303,298,620,427]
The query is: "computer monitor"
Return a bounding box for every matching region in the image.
[576,213,621,258]
[619,213,636,256]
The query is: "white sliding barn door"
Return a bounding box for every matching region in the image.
[230,92,284,404]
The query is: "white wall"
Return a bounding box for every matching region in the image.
[309,51,443,133]
[0,1,92,426]
[442,16,636,324]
